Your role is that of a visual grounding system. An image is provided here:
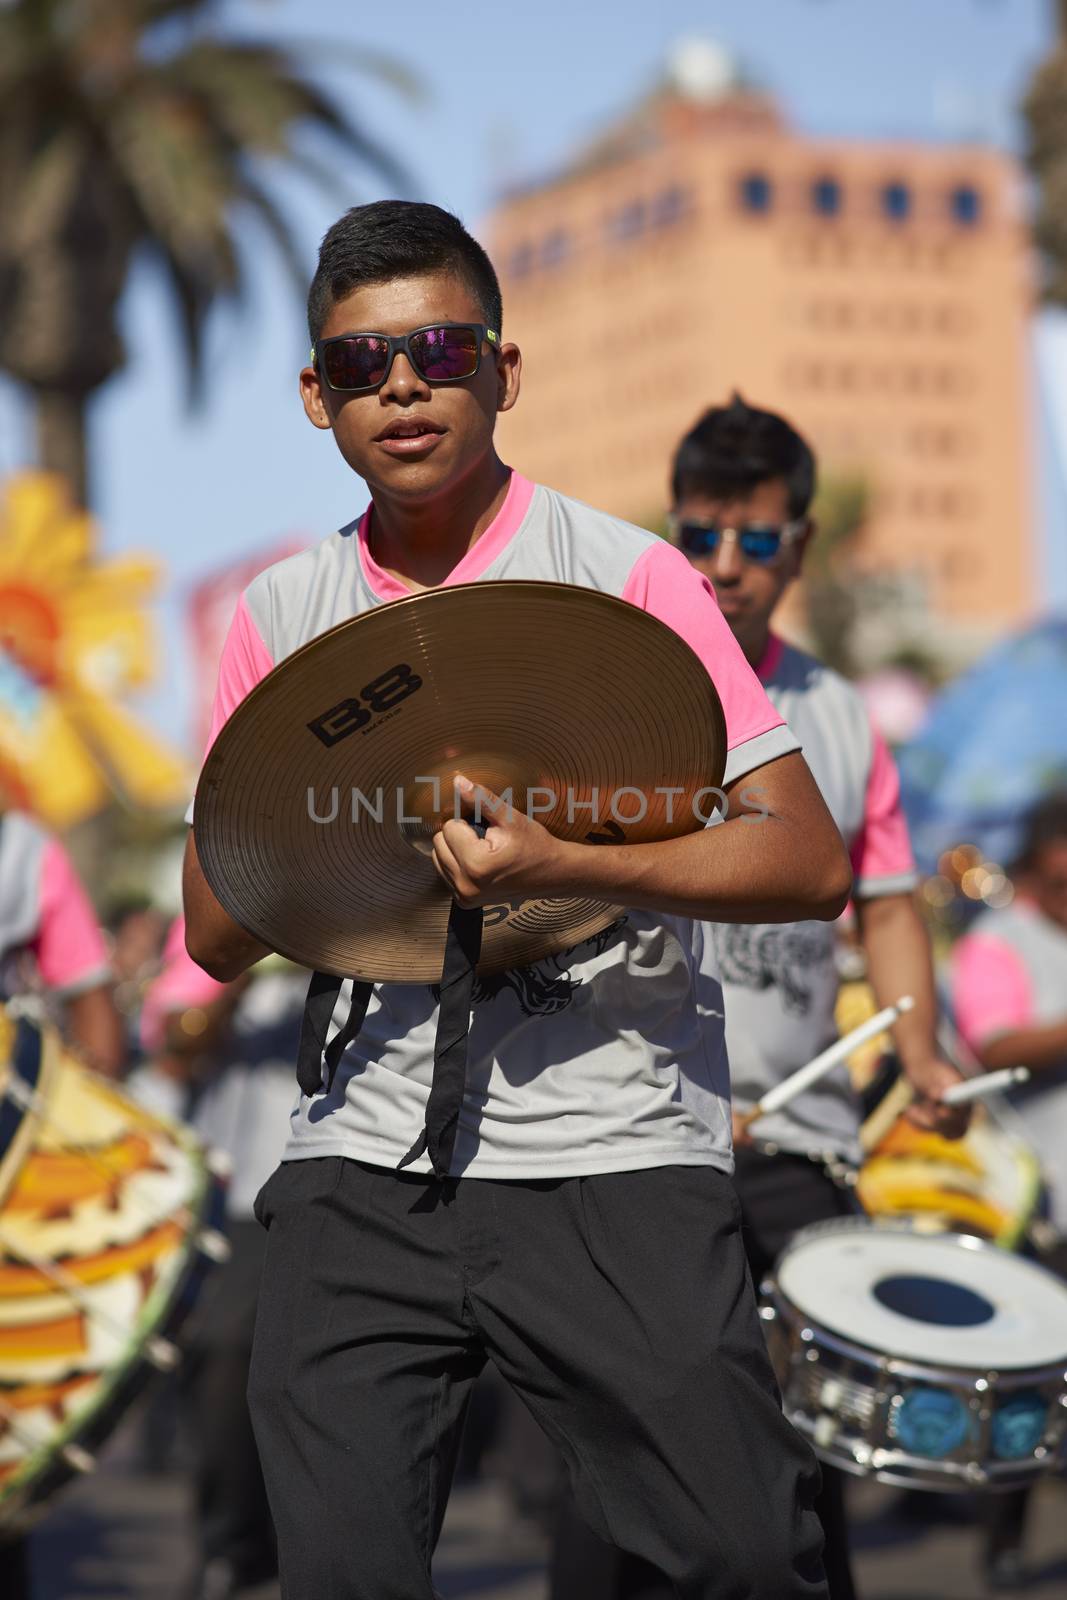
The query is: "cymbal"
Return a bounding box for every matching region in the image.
[194,580,726,982]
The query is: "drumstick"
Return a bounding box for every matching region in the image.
[942,1067,1031,1106]
[859,1076,914,1153]
[739,996,915,1131]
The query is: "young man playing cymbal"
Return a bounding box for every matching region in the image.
[183,201,870,1600]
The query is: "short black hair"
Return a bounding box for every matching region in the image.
[671,393,817,518]
[307,200,503,344]
[1014,791,1067,873]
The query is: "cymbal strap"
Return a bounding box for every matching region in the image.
[398,902,484,1180]
[296,971,374,1097]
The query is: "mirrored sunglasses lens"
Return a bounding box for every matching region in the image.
[678,523,720,555]
[322,336,390,390]
[739,528,783,563]
[410,327,480,381]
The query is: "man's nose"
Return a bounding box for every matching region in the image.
[380,351,429,402]
[712,530,743,583]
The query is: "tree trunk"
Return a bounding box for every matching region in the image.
[35,388,89,507]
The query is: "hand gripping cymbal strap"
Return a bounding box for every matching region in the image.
[296,903,484,1181]
[398,901,483,1180]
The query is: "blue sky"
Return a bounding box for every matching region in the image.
[0,0,1053,750]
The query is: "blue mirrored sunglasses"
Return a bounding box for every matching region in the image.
[669,516,807,564]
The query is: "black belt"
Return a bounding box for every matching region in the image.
[295,901,483,1180]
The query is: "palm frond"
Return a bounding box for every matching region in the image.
[0,0,417,406]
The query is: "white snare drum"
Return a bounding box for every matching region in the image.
[761,1218,1067,1492]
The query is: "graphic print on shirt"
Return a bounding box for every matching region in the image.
[713,922,831,1015]
[434,918,629,1018]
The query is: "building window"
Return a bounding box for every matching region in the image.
[812,176,841,217]
[509,243,534,280]
[652,186,688,227]
[951,185,982,225]
[607,201,647,243]
[739,172,773,213]
[541,229,571,268]
[881,181,912,222]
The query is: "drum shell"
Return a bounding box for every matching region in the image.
[0,1012,228,1531]
[761,1223,1067,1493]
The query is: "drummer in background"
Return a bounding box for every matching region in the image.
[676,396,968,1597]
[139,917,302,1600]
[0,808,124,1600]
[951,790,1067,1592]
[0,808,123,1076]
[550,396,967,1600]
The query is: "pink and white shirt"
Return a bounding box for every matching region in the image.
[0,810,110,999]
[952,899,1067,1231]
[191,472,799,1179]
[706,635,919,1160]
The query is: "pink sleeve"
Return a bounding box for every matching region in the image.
[622,541,798,781]
[203,593,275,756]
[951,934,1034,1051]
[140,916,230,1054]
[35,840,111,993]
[850,729,918,892]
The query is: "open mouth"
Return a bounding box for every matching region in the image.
[376,418,445,447]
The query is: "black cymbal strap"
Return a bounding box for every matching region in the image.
[398,901,483,1179]
[296,970,374,1096]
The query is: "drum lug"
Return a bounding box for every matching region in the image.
[61,1443,95,1476]
[145,1336,182,1373]
[965,1462,989,1486]
[196,1228,233,1264]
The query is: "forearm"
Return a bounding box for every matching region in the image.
[183,832,272,981]
[857,892,939,1078]
[66,985,125,1078]
[978,1020,1067,1073]
[539,756,852,923]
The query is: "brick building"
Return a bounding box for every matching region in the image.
[488,46,1035,650]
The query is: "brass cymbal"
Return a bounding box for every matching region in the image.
[194,580,726,982]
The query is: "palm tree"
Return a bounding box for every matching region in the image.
[0,0,412,506]
[1023,0,1067,303]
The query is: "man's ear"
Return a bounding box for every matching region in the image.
[496,342,522,414]
[300,364,333,432]
[792,517,816,577]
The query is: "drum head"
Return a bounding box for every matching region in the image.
[777,1222,1067,1370]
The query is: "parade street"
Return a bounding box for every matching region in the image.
[29,1421,1067,1600]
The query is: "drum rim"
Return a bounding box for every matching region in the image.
[765,1216,1067,1380]
[764,1289,1067,1387]
[784,1406,1064,1493]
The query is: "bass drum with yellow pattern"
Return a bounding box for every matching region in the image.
[857,1112,1042,1250]
[0,1004,228,1530]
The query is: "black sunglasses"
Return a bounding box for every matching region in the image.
[312,323,500,394]
[668,515,808,565]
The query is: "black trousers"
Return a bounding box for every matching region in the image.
[248,1156,828,1600]
[183,1218,277,1584]
[731,1148,859,1600]
[549,1147,857,1600]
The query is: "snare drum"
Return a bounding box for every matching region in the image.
[0,1004,228,1530]
[761,1218,1067,1492]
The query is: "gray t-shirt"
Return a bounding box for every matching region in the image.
[192,473,799,1179]
[708,638,918,1160]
